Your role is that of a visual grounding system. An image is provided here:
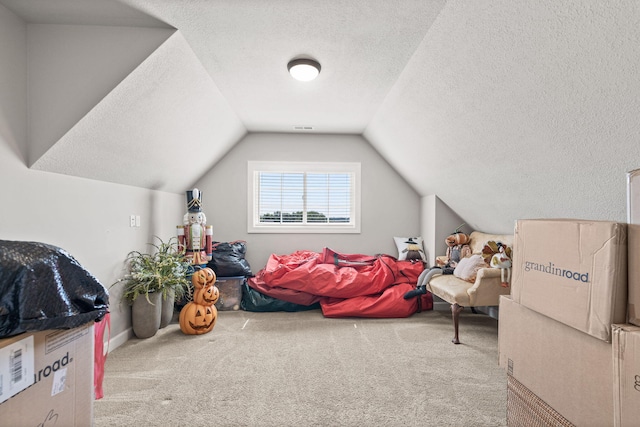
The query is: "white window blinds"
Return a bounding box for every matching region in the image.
[248,162,360,233]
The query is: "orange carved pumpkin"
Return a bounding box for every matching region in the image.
[191,267,216,290]
[193,284,220,306]
[179,302,217,335]
[203,267,216,286]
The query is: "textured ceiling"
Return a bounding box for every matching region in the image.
[2,0,640,232]
[120,0,446,134]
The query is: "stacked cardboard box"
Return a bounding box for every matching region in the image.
[627,169,640,326]
[612,169,640,427]
[505,370,576,427]
[510,218,628,342]
[500,213,640,426]
[0,323,94,427]
[612,323,640,427]
[499,295,613,426]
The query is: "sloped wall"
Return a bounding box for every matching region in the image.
[28,27,246,193]
[26,24,174,166]
[0,5,184,345]
[366,0,640,233]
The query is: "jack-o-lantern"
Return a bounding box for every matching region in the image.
[204,267,216,286]
[179,302,217,335]
[191,267,216,290]
[194,284,220,306]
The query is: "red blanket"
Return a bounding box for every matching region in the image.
[247,248,431,317]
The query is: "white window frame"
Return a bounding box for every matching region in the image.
[248,161,361,234]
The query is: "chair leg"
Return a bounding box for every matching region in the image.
[451,303,464,344]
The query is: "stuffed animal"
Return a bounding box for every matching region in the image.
[483,241,512,287]
[404,226,471,300]
[436,227,471,268]
[401,237,425,262]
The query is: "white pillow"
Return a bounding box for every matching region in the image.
[453,254,487,283]
[393,236,427,263]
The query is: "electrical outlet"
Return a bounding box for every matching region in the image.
[135,215,141,227]
[130,215,136,227]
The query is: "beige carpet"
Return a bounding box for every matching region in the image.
[94,305,507,426]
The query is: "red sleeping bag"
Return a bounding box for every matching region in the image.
[321,282,419,318]
[247,248,428,318]
[248,272,323,306]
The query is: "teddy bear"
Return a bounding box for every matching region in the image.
[404,227,471,300]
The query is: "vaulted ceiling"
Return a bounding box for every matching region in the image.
[2,0,640,233]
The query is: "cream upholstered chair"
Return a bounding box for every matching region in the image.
[426,231,514,344]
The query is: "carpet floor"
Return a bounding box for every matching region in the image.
[94,305,507,426]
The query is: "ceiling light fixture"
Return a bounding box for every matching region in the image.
[287,58,321,82]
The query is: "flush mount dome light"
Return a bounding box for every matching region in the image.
[287,58,321,82]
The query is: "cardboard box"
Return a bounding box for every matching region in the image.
[612,323,640,427]
[0,323,94,427]
[627,169,640,326]
[215,276,244,311]
[498,296,613,426]
[511,218,627,342]
[506,374,574,427]
[0,334,35,404]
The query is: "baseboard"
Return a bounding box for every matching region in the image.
[433,301,450,309]
[108,327,133,353]
[474,306,500,320]
[431,301,499,320]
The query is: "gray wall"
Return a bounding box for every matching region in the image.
[0,5,424,349]
[0,3,469,349]
[421,195,471,267]
[0,5,184,347]
[195,133,422,272]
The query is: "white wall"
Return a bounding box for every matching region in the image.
[195,132,422,272]
[366,0,640,234]
[421,195,471,266]
[0,4,184,346]
[0,5,423,347]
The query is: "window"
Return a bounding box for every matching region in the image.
[248,161,361,233]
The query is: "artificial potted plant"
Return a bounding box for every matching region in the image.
[117,236,190,338]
